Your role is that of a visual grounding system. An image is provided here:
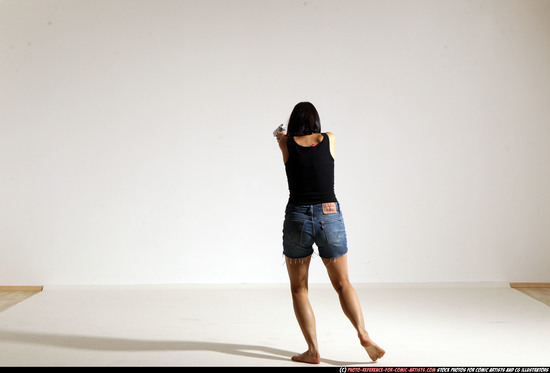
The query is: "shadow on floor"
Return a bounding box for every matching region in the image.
[0,329,372,366]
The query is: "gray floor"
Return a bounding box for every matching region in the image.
[0,283,549,367]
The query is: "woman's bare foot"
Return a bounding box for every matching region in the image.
[291,350,321,364]
[359,334,386,361]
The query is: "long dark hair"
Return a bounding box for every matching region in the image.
[287,102,321,136]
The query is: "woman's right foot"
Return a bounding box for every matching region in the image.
[360,334,386,361]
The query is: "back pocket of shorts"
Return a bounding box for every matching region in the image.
[321,217,345,244]
[283,219,305,247]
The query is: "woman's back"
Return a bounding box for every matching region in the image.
[284,133,337,205]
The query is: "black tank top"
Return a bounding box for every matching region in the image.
[285,133,338,205]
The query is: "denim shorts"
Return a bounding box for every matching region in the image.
[282,202,348,260]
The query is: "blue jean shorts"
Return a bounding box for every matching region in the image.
[282,202,348,260]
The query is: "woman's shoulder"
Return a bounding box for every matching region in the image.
[325,132,335,140]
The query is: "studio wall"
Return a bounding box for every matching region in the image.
[1,0,549,285]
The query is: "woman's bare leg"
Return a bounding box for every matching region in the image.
[286,255,321,364]
[323,254,385,361]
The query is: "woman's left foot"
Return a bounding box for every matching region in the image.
[291,350,321,364]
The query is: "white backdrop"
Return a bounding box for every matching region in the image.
[1,0,549,285]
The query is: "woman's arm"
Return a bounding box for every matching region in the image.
[276,131,289,164]
[326,132,336,159]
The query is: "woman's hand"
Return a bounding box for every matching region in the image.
[276,130,287,143]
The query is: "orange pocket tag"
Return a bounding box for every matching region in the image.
[322,202,337,214]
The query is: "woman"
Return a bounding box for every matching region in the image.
[276,102,385,364]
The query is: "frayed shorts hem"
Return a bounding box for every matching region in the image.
[282,250,347,265]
